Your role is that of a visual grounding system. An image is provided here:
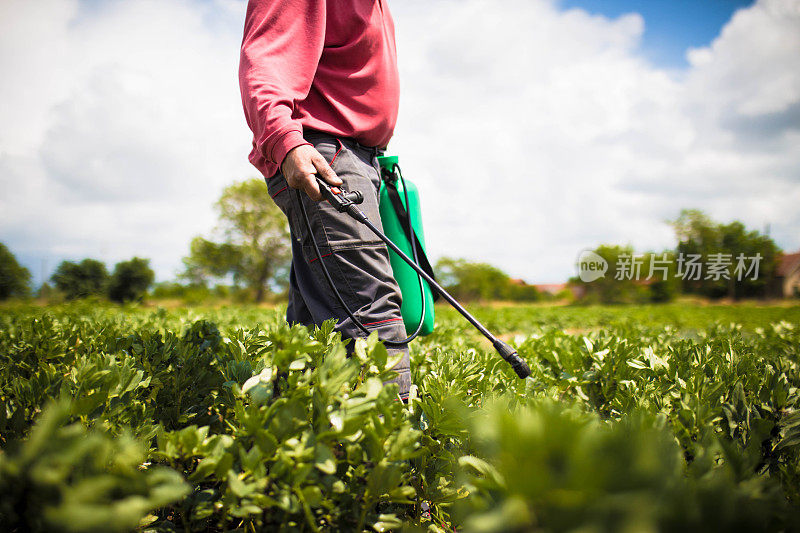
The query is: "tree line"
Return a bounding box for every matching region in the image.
[0,179,791,305]
[571,209,783,304]
[0,248,154,303]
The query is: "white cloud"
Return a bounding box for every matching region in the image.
[0,0,254,282]
[391,0,800,281]
[0,0,798,286]
[686,0,800,117]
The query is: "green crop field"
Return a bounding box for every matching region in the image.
[2,302,800,532]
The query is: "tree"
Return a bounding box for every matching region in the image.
[434,257,540,302]
[671,209,780,299]
[0,243,31,299]
[108,257,155,303]
[37,282,55,300]
[571,244,647,304]
[571,246,681,304]
[182,179,291,302]
[644,251,680,303]
[182,237,244,286]
[718,221,780,298]
[51,259,108,300]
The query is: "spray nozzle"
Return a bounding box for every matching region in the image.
[492,339,532,379]
[341,190,363,204]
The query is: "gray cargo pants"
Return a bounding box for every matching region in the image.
[265,130,411,399]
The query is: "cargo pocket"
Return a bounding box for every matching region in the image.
[305,141,385,252]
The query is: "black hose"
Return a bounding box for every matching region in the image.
[357,214,532,379]
[391,163,428,339]
[296,164,532,379]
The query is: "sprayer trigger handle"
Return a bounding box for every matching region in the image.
[316,177,356,211]
[492,339,532,379]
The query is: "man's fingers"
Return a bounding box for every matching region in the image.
[313,155,342,186]
[282,145,341,202]
[302,173,322,201]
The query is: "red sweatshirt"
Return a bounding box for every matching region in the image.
[239,0,400,179]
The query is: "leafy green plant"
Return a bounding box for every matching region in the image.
[0,401,189,532]
[2,303,800,531]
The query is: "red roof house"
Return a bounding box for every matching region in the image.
[776,251,800,298]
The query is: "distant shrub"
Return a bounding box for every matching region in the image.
[51,258,108,300]
[108,257,155,303]
[0,243,31,300]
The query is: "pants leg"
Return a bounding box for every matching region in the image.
[264,133,411,399]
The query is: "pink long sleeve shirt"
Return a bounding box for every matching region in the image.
[239,0,400,179]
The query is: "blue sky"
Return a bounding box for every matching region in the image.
[561,0,755,67]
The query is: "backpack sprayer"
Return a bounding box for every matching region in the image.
[296,157,531,379]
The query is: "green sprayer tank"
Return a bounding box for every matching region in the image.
[377,155,436,336]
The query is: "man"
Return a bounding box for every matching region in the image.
[238,0,411,399]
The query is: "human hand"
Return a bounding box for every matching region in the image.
[280,144,343,201]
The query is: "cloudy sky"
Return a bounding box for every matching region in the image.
[1,0,798,286]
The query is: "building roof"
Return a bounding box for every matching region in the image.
[533,283,567,294]
[777,251,800,277]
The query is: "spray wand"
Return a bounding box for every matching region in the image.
[307,177,531,380]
